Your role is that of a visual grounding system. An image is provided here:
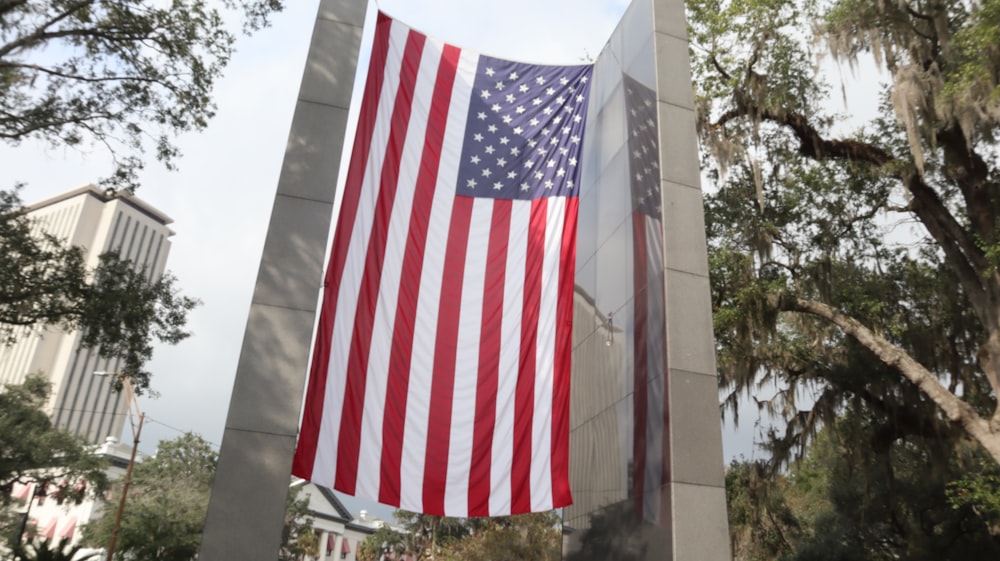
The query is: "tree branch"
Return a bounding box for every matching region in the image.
[713,102,990,316]
[0,1,95,59]
[903,1,934,22]
[2,60,186,88]
[0,0,28,17]
[780,295,1000,461]
[0,106,124,142]
[937,124,999,253]
[710,53,732,82]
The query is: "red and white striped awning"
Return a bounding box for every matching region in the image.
[59,517,77,539]
[39,518,57,540]
[11,483,31,501]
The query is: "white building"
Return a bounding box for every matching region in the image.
[6,436,138,555]
[0,185,174,444]
[8,450,383,560]
[292,479,379,561]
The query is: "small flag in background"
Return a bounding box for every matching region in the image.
[293,12,593,517]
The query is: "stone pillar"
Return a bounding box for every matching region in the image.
[332,533,344,560]
[197,1,369,559]
[562,0,732,558]
[654,0,732,559]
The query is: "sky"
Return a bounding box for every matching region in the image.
[3,0,771,519]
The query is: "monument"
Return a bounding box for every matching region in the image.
[200,1,730,559]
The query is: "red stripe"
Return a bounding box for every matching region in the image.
[335,29,426,494]
[379,44,460,507]
[631,210,649,517]
[512,198,547,514]
[423,195,475,515]
[292,12,393,481]
[468,200,512,516]
[550,197,577,507]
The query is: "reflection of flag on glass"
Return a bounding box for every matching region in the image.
[625,74,669,523]
[292,12,593,517]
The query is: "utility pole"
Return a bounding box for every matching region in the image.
[94,371,144,561]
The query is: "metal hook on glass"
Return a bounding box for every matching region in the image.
[604,312,614,347]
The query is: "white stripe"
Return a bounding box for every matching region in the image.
[490,200,531,514]
[354,36,442,502]
[531,196,567,511]
[445,196,494,516]
[312,18,409,487]
[398,46,479,513]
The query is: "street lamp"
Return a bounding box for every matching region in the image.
[94,371,145,561]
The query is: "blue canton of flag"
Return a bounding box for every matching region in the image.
[457,56,592,201]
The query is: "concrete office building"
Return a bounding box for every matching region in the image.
[0,185,174,444]
[292,479,380,561]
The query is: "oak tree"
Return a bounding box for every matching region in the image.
[0,374,109,505]
[0,0,284,190]
[692,0,1000,465]
[82,433,216,561]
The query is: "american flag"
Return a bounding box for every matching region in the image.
[624,74,669,523]
[292,12,592,517]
